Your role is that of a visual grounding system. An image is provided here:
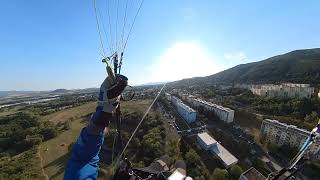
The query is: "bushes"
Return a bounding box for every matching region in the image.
[185,149,200,166]
[229,165,243,179]
[0,147,42,180]
[0,112,57,155]
[141,127,164,164]
[166,139,181,160]
[40,127,58,140]
[211,168,229,180]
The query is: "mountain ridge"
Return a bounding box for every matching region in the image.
[170,48,320,87]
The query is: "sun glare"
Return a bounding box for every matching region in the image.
[149,41,225,82]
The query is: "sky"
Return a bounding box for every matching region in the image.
[0,0,319,91]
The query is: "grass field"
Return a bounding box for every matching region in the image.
[40,102,97,179]
[39,99,153,179]
[0,146,48,180]
[0,107,18,117]
[41,115,88,179]
[41,102,96,124]
[121,99,152,113]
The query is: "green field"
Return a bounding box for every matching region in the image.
[0,146,48,180]
[40,102,97,179]
[39,100,153,179]
[42,102,96,124]
[41,114,88,179]
[0,107,18,117]
[121,99,152,113]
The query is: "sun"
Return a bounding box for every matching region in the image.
[149,41,225,82]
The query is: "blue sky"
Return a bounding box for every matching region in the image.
[0,0,319,91]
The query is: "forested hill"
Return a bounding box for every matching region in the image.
[170,48,320,87]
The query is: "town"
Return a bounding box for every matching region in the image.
[1,81,320,179]
[1,1,320,179]
[147,82,320,180]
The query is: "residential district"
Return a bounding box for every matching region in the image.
[1,82,320,179]
[153,82,320,179]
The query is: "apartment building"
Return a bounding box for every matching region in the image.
[171,96,182,107]
[190,98,234,123]
[171,96,196,124]
[236,83,315,99]
[176,102,197,123]
[197,132,238,168]
[260,119,320,157]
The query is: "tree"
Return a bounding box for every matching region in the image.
[129,138,141,149]
[304,111,318,123]
[211,168,229,180]
[229,165,243,179]
[40,127,57,140]
[166,139,181,160]
[185,149,200,166]
[179,139,189,156]
[141,128,164,164]
[62,120,71,130]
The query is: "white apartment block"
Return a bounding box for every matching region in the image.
[189,98,234,123]
[260,119,320,158]
[176,102,197,124]
[197,132,238,168]
[235,83,315,99]
[171,96,182,107]
[170,96,197,124]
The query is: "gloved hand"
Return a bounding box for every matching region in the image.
[98,74,128,113]
[88,74,128,134]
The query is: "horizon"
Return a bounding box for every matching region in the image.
[1,0,319,91]
[0,47,318,92]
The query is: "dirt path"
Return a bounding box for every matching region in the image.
[37,145,49,180]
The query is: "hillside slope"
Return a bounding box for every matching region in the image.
[171,48,320,86]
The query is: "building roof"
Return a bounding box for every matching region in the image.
[197,132,238,167]
[178,102,196,113]
[194,98,234,113]
[168,170,186,180]
[241,167,266,180]
[197,132,217,146]
[211,143,238,167]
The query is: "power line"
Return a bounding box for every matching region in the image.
[115,83,166,166]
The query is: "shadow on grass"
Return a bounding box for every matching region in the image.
[44,153,71,179]
[80,113,92,125]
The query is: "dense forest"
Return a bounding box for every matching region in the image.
[0,112,59,179]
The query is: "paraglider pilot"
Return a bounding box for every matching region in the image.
[64,74,128,180]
